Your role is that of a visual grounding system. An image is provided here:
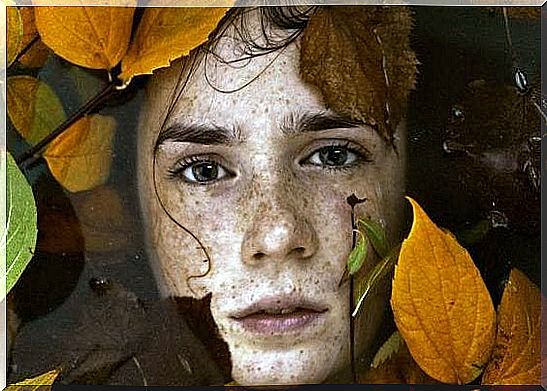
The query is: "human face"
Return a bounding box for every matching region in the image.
[138,13,406,386]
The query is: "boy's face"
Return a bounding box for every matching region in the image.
[138,19,406,385]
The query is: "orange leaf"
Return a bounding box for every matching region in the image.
[391,197,496,384]
[482,269,540,385]
[359,331,440,384]
[7,7,23,67]
[44,114,116,193]
[119,6,230,83]
[34,5,136,70]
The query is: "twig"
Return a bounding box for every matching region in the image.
[11,35,39,68]
[346,194,367,384]
[16,83,115,167]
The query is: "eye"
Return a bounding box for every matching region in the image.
[168,157,231,184]
[304,145,362,168]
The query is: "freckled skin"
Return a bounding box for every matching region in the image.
[137,10,406,386]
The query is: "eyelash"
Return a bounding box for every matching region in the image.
[301,140,373,170]
[166,141,373,183]
[166,156,232,182]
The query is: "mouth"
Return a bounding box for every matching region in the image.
[230,297,328,335]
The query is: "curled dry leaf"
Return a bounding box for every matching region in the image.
[119,6,231,83]
[70,186,135,253]
[360,331,439,384]
[7,7,23,67]
[44,114,116,193]
[300,6,417,143]
[18,7,50,68]
[391,197,496,384]
[7,75,66,145]
[482,269,540,385]
[6,369,59,389]
[34,5,136,70]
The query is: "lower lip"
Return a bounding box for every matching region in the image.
[233,310,326,335]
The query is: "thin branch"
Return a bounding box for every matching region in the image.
[346,193,367,384]
[16,83,116,167]
[10,35,40,68]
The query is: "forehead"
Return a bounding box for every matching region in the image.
[167,41,325,130]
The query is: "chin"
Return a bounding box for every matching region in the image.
[230,347,342,385]
[226,331,349,386]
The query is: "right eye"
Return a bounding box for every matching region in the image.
[169,157,232,185]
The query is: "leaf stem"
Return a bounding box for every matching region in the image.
[15,83,116,167]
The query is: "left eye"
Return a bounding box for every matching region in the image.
[305,146,359,167]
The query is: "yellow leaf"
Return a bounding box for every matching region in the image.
[44,114,116,193]
[360,331,440,384]
[18,7,50,68]
[7,75,66,145]
[7,7,23,67]
[391,197,496,384]
[71,186,135,253]
[6,369,59,390]
[34,5,136,70]
[119,6,230,83]
[482,269,540,385]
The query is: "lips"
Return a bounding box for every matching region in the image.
[230,297,328,335]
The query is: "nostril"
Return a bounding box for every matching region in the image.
[291,246,307,257]
[253,252,266,260]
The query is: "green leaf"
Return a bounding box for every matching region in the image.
[358,218,389,258]
[347,232,368,276]
[3,152,37,300]
[7,75,67,145]
[352,246,399,318]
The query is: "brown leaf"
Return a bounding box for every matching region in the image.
[35,5,136,70]
[360,331,440,384]
[482,269,540,385]
[300,6,417,143]
[44,114,116,193]
[7,75,66,145]
[391,197,496,384]
[18,7,50,68]
[70,186,135,253]
[119,6,230,83]
[7,7,23,67]
[37,196,84,254]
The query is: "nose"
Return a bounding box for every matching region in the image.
[241,200,319,265]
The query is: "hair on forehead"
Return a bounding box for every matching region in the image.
[207,6,315,60]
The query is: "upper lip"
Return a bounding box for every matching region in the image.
[230,295,329,319]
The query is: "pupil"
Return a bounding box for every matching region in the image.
[320,147,348,166]
[192,162,218,182]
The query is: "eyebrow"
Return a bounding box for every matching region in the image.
[156,111,366,147]
[156,123,242,147]
[280,111,367,135]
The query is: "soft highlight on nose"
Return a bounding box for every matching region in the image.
[242,202,319,265]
